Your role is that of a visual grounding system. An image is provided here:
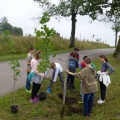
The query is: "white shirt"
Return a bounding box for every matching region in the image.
[97,71,111,87]
[53,63,63,82]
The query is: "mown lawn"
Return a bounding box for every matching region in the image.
[0,55,120,120]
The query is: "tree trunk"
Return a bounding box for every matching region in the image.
[115,31,118,46]
[113,37,120,58]
[69,13,76,48]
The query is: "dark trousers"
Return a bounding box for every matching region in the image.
[84,93,95,116]
[67,74,75,85]
[26,72,31,90]
[48,71,63,89]
[99,81,106,101]
[31,82,41,99]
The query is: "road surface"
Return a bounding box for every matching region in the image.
[0,48,115,96]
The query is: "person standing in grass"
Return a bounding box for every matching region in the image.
[30,50,45,102]
[79,56,96,103]
[66,57,98,117]
[25,46,35,92]
[70,47,80,65]
[67,52,78,91]
[47,62,64,93]
[97,55,114,104]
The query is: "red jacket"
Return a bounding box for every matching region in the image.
[70,52,79,61]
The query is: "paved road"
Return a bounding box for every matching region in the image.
[0,48,115,96]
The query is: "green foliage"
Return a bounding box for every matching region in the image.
[0,16,23,36]
[34,12,56,73]
[1,22,13,34]
[0,35,111,56]
[12,27,23,36]
[9,60,20,81]
[0,16,8,23]
[34,0,116,21]
[34,0,114,48]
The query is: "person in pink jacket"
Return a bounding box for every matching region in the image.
[30,50,45,103]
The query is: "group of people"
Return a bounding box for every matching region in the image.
[25,46,115,118]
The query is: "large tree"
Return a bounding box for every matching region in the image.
[0,16,23,36]
[34,0,111,47]
[0,16,8,24]
[98,13,120,46]
[0,22,13,34]
[111,17,120,46]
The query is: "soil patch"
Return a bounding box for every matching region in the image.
[58,93,77,105]
[68,105,83,113]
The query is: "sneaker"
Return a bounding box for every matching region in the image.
[97,99,105,104]
[30,98,39,103]
[47,88,51,93]
[26,89,31,93]
[97,99,101,102]
[36,94,39,97]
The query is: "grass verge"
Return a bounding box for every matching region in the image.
[0,55,120,120]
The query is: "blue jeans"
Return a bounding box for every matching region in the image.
[80,81,84,102]
[84,93,95,116]
[26,72,31,90]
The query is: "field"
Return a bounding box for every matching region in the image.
[0,55,120,120]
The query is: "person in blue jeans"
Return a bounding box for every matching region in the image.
[66,57,98,118]
[25,46,35,92]
[79,56,96,103]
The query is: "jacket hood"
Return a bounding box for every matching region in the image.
[88,67,96,74]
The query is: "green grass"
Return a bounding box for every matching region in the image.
[0,49,73,62]
[0,54,26,62]
[0,35,111,56]
[0,55,120,120]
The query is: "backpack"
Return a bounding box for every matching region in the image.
[28,71,35,81]
[69,60,76,68]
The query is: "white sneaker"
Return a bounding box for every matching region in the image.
[97,100,105,104]
[97,99,101,102]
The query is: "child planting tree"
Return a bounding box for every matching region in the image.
[30,50,45,102]
[47,62,64,93]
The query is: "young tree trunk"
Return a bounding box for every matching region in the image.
[69,13,76,48]
[115,31,118,46]
[113,37,120,58]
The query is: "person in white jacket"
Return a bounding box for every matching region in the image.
[47,62,64,93]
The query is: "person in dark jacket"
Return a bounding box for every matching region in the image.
[67,52,78,91]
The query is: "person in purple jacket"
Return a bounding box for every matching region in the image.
[97,55,114,104]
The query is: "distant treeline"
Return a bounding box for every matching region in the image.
[0,16,23,36]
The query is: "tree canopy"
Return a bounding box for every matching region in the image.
[34,0,120,47]
[0,16,23,36]
[12,27,23,36]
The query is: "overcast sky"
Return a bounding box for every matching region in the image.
[0,0,118,46]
